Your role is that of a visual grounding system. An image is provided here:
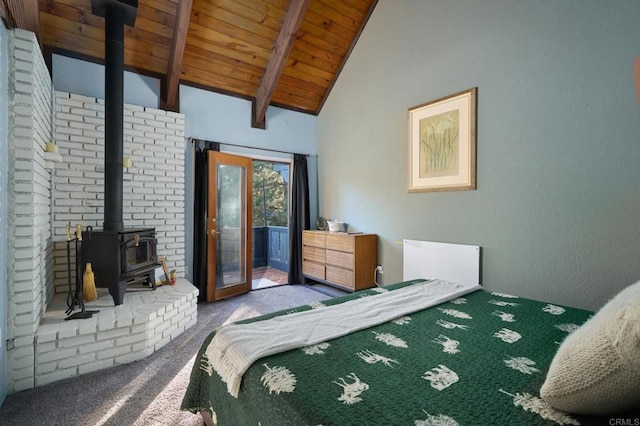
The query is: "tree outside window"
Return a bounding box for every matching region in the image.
[252,160,288,227]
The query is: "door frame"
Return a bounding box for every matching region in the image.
[206,151,253,301]
[204,149,293,301]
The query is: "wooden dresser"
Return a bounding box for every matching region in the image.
[302,230,378,291]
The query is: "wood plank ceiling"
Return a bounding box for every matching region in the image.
[1,0,378,127]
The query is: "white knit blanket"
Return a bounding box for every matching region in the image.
[205,279,480,397]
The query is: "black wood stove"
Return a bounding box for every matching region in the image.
[82,227,158,305]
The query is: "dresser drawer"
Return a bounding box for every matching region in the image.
[326,234,354,253]
[303,261,325,280]
[325,249,353,270]
[303,246,325,263]
[326,266,354,288]
[303,231,326,248]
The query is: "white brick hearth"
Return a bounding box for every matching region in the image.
[36,280,197,386]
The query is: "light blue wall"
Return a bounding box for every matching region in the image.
[181,86,317,153]
[0,20,8,406]
[180,86,317,280]
[317,0,640,310]
[52,54,160,109]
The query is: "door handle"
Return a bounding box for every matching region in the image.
[206,216,219,236]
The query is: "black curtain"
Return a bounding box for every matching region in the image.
[287,154,310,285]
[192,139,219,302]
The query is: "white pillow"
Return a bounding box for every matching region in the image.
[540,280,640,415]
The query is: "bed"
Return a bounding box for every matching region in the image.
[181,241,640,425]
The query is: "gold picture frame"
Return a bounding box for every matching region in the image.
[408,88,477,192]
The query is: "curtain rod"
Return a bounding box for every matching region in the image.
[189,137,312,157]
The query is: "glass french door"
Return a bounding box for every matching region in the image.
[207,152,253,301]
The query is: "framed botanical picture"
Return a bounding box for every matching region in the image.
[408,88,477,192]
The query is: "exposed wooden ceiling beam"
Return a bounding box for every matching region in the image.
[164,0,193,111]
[252,0,311,129]
[3,0,41,43]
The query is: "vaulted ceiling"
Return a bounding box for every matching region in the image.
[1,0,377,127]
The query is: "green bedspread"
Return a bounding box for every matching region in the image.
[181,280,616,425]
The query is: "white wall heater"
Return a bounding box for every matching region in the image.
[402,239,481,287]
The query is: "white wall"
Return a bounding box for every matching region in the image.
[318,0,640,310]
[0,19,9,405]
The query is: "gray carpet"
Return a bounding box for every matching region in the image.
[0,285,332,426]
[301,282,350,298]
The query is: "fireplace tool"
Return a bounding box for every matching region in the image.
[82,226,98,301]
[65,223,99,320]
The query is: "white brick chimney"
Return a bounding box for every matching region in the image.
[4,29,193,394]
[6,28,54,393]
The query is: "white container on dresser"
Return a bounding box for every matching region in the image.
[302,230,378,291]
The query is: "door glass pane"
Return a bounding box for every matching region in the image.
[217,164,245,288]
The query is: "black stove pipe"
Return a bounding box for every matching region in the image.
[103,3,125,232]
[91,0,137,231]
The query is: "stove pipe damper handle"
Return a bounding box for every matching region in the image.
[91,0,138,233]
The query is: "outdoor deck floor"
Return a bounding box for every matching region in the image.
[251,266,288,290]
[253,266,288,283]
